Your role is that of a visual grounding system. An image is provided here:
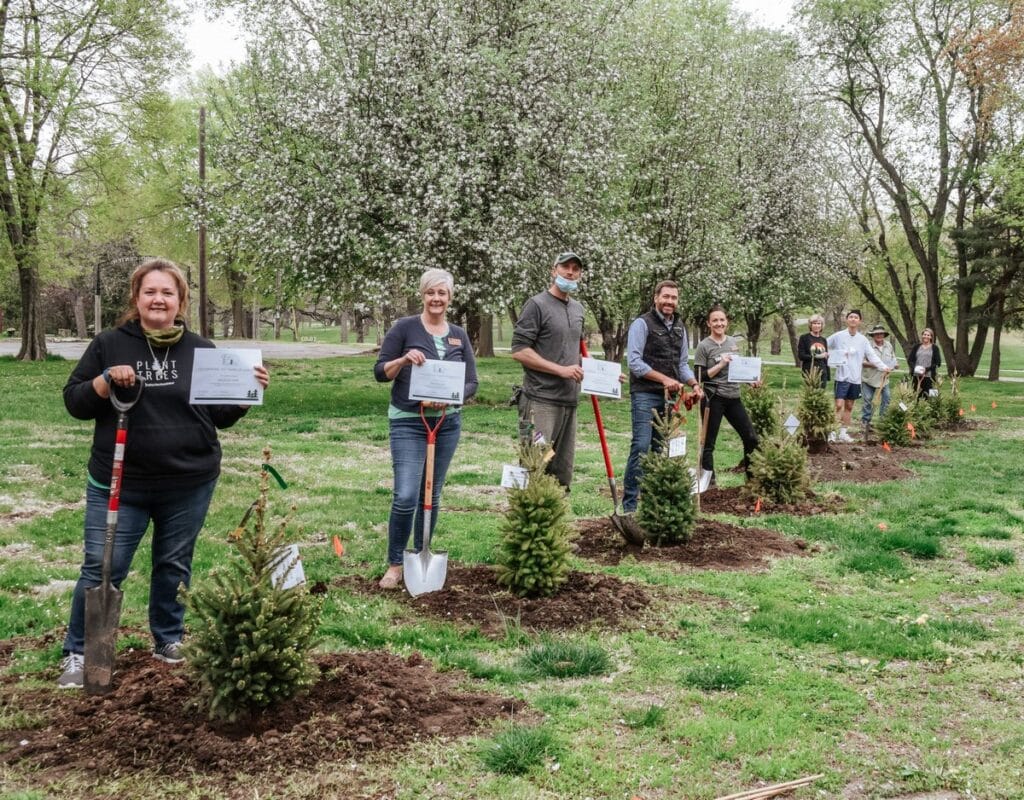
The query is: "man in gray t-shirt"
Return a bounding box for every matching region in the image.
[511,252,586,488]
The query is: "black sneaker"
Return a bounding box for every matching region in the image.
[153,641,184,664]
[57,652,84,689]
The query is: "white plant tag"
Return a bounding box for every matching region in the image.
[501,464,529,489]
[668,435,686,458]
[783,414,800,435]
[899,402,908,412]
[270,544,305,590]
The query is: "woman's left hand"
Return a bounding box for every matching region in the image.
[254,365,270,389]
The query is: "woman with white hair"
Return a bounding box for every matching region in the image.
[797,314,830,386]
[373,269,478,589]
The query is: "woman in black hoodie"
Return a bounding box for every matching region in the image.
[57,259,268,689]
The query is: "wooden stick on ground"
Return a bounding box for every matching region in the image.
[713,773,824,800]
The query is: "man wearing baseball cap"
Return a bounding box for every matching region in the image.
[510,252,587,488]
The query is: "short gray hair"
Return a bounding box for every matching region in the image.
[419,268,454,297]
[808,314,825,326]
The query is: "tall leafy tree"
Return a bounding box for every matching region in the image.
[0,0,182,359]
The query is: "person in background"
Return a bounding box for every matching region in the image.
[622,280,702,513]
[826,309,891,443]
[907,328,941,398]
[510,252,586,489]
[59,258,269,689]
[861,323,897,431]
[693,305,759,484]
[374,269,478,590]
[797,314,830,386]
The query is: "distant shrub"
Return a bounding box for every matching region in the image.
[742,377,780,440]
[747,432,811,504]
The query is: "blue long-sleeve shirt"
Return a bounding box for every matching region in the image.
[626,313,696,385]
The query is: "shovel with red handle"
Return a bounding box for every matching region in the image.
[84,376,144,695]
[580,339,645,545]
[403,404,449,596]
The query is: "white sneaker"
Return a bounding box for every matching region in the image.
[828,431,837,443]
[838,431,855,443]
[57,652,84,689]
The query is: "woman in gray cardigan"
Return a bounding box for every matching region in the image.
[373,269,478,589]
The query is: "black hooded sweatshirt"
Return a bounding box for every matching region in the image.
[63,321,248,493]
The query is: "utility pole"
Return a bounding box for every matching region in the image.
[199,106,210,338]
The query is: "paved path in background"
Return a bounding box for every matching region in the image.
[0,338,376,360]
[5,337,1024,380]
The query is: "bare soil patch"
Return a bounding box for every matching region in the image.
[698,485,846,517]
[1,647,520,792]
[339,564,654,636]
[574,516,812,569]
[806,441,940,483]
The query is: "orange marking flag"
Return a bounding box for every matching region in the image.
[882,441,892,452]
[332,535,344,558]
[754,497,762,514]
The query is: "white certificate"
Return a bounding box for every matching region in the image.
[581,357,621,399]
[727,355,762,383]
[189,348,263,405]
[409,359,466,404]
[827,349,847,368]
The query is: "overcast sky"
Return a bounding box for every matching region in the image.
[185,1,797,76]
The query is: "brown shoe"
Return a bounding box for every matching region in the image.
[378,567,402,590]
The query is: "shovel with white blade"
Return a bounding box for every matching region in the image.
[403,405,449,597]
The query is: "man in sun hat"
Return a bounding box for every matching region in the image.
[861,323,898,433]
[511,252,587,488]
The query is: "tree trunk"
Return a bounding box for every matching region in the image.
[769,316,784,356]
[783,312,800,366]
[17,262,47,360]
[743,314,761,357]
[226,263,247,338]
[338,309,349,343]
[73,293,88,338]
[596,310,627,363]
[478,313,494,357]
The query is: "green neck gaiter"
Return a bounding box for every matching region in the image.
[142,322,185,348]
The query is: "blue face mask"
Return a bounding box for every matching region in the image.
[554,275,579,294]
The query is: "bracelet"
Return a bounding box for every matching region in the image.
[102,368,112,384]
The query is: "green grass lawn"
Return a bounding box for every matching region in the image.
[1,354,1023,799]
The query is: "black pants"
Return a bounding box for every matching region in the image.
[700,394,759,476]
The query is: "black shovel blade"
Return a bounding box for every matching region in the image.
[611,513,647,546]
[83,582,123,695]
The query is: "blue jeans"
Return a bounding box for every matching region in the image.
[623,391,670,512]
[861,383,890,424]
[63,478,217,655]
[387,414,462,565]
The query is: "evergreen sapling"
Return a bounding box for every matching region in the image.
[181,449,321,724]
[496,439,573,597]
[636,407,696,545]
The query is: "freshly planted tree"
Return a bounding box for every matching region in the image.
[181,450,321,724]
[875,385,917,448]
[742,377,781,440]
[496,441,574,598]
[797,367,833,452]
[636,409,696,545]
[747,432,811,505]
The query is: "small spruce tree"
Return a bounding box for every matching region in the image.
[636,408,697,545]
[796,367,833,452]
[181,449,321,724]
[747,432,811,504]
[875,385,916,447]
[496,440,573,597]
[742,374,780,440]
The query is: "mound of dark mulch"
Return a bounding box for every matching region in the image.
[2,648,521,780]
[341,565,653,636]
[574,516,812,569]
[698,485,846,517]
[806,440,941,483]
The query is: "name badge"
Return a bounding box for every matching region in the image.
[447,337,460,347]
